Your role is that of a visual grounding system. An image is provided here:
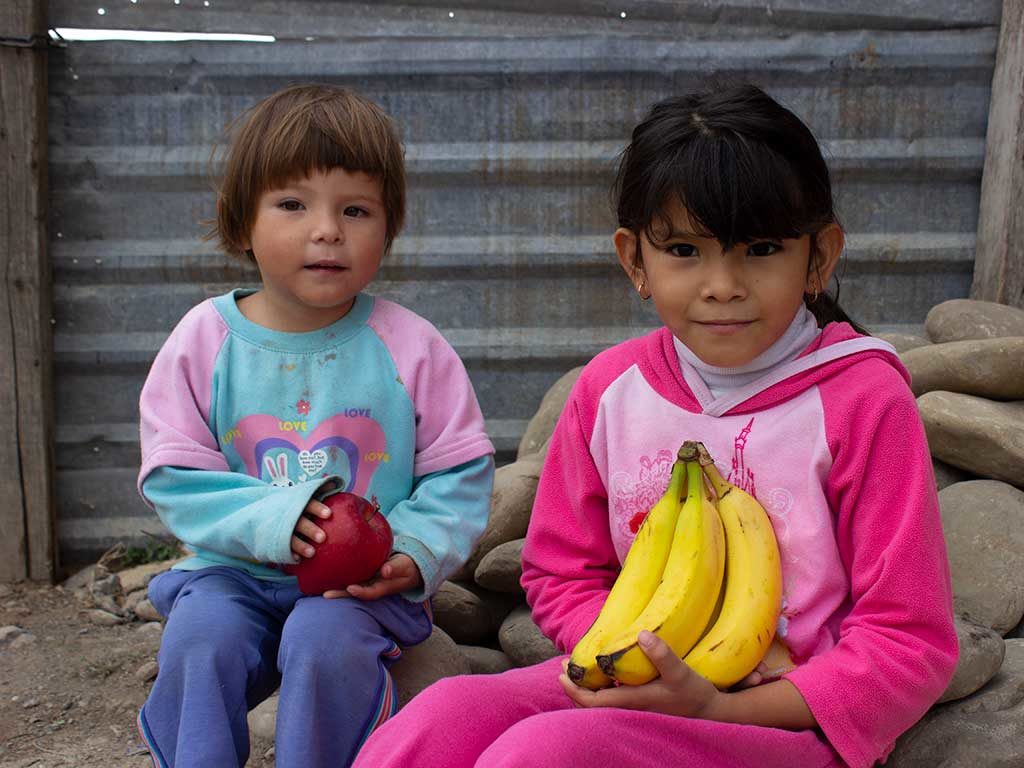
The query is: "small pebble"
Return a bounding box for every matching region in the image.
[85,609,125,626]
[135,661,159,682]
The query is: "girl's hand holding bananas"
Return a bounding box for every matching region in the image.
[559,630,817,731]
[559,630,722,719]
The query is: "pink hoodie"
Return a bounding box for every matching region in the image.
[521,323,958,768]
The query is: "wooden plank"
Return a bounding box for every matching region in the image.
[972,0,1024,308]
[0,0,56,581]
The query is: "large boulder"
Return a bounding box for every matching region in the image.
[117,559,185,594]
[517,367,582,459]
[939,480,1024,634]
[498,605,560,667]
[918,392,1024,488]
[925,299,1024,343]
[474,538,525,595]
[390,626,472,708]
[458,644,515,675]
[939,614,1006,704]
[901,338,1024,399]
[876,332,931,354]
[451,454,543,582]
[887,639,1024,767]
[431,581,517,645]
[933,458,975,491]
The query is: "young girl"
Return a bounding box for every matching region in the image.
[135,84,495,768]
[350,84,958,768]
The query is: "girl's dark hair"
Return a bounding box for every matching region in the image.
[613,83,865,332]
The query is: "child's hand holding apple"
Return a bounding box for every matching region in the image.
[327,552,422,600]
[289,498,333,561]
[285,490,415,598]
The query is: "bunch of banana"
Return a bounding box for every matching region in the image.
[567,440,783,691]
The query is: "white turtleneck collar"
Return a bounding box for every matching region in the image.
[673,306,821,400]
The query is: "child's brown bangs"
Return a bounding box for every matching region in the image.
[255,104,390,192]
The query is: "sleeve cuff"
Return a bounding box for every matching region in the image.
[263,476,343,564]
[392,533,440,603]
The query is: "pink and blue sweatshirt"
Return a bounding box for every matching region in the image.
[521,322,958,768]
[138,289,495,601]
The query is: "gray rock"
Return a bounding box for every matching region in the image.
[925,299,1024,343]
[452,455,543,581]
[90,573,122,598]
[1007,620,1024,639]
[498,605,560,667]
[135,661,159,682]
[136,622,164,644]
[459,645,514,675]
[61,565,96,592]
[8,632,37,650]
[939,480,1024,634]
[91,593,124,617]
[123,589,147,615]
[902,338,1024,399]
[876,332,931,354]
[939,614,1005,703]
[933,459,975,491]
[248,695,277,742]
[431,581,509,645]
[517,367,582,459]
[888,639,1024,767]
[391,626,472,708]
[918,392,1024,488]
[118,559,183,594]
[85,609,126,626]
[0,625,25,646]
[474,538,525,595]
[134,599,163,623]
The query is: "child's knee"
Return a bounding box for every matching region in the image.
[405,674,494,716]
[479,711,587,767]
[158,603,263,675]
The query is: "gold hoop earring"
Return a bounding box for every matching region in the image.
[637,279,646,298]
[809,288,820,302]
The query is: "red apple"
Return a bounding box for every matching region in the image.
[284,491,393,595]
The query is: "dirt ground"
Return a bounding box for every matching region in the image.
[0,579,275,768]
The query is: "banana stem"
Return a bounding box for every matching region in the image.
[677,441,701,462]
[694,442,731,499]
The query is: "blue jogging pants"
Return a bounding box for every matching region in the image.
[137,566,432,768]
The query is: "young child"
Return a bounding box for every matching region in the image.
[351,84,958,768]
[135,84,495,768]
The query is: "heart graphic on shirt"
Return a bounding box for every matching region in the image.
[231,413,388,498]
[297,449,329,476]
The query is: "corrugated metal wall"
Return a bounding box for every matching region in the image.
[47,0,1000,566]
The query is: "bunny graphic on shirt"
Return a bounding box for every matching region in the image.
[263,453,295,487]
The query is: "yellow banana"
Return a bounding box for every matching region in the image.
[566,447,688,690]
[595,451,726,685]
[683,442,783,688]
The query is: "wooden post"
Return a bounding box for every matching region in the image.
[0,0,56,581]
[972,0,1024,308]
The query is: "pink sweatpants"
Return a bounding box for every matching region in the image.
[352,656,843,768]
